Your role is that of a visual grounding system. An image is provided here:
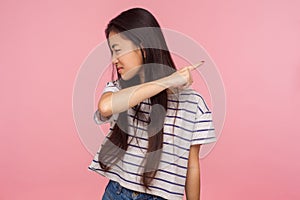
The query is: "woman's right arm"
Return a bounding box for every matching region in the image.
[98,65,196,117]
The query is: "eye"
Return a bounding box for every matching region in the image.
[111,49,122,58]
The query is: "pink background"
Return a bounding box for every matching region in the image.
[1,0,299,199]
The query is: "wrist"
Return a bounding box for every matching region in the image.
[156,75,172,89]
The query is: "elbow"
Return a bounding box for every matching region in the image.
[98,101,112,117]
[97,92,114,117]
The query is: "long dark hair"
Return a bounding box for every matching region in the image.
[97,7,178,190]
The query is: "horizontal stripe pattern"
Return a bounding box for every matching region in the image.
[89,80,217,200]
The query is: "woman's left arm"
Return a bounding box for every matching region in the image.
[185,144,201,200]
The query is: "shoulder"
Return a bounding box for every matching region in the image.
[106,79,120,88]
[106,79,121,89]
[102,79,121,93]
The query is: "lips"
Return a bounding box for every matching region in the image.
[117,67,123,73]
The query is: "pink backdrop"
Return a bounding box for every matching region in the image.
[1,0,299,199]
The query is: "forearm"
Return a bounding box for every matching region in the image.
[185,163,201,200]
[185,144,201,200]
[98,64,197,117]
[98,76,172,117]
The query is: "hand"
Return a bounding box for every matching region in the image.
[166,61,205,90]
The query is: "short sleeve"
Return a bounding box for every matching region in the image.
[101,81,120,94]
[93,81,120,125]
[191,100,217,146]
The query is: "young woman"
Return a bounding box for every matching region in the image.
[88,7,217,200]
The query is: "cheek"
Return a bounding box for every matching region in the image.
[120,53,142,66]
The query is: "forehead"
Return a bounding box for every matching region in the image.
[108,31,136,48]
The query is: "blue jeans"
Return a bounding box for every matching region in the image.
[102,179,166,200]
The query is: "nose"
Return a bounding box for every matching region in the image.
[111,55,119,66]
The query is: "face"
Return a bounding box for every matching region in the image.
[108,31,145,81]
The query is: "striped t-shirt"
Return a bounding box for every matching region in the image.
[88,80,217,200]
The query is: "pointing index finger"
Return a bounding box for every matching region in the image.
[190,60,205,70]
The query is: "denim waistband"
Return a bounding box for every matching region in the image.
[108,179,164,200]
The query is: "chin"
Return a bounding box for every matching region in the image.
[120,75,131,81]
[119,73,141,88]
[121,73,137,81]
